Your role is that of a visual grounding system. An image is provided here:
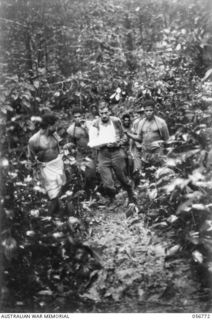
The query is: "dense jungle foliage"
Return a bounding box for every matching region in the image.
[0,0,212,312]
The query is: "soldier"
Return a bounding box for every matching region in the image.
[90,102,136,204]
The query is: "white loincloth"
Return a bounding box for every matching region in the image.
[40,155,66,199]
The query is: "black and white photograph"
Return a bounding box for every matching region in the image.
[0,0,212,315]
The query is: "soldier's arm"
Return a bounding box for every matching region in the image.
[126,132,140,142]
[125,119,143,142]
[125,127,142,142]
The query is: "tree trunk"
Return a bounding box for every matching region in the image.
[25,31,34,80]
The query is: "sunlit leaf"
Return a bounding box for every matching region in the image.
[165,178,189,193]
[33,80,40,89]
[167,215,178,224]
[176,200,192,215]
[52,232,64,239]
[176,44,181,51]
[80,287,100,302]
[166,245,181,257]
[192,203,207,211]
[26,230,35,237]
[30,209,39,217]
[186,231,200,245]
[192,250,203,264]
[148,188,158,200]
[38,289,53,296]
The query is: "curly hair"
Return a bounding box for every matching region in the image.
[72,107,83,115]
[143,99,155,108]
[122,112,131,120]
[40,114,58,129]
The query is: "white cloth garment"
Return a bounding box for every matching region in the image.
[40,155,66,199]
[88,120,116,147]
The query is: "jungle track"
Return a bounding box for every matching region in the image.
[79,198,212,313]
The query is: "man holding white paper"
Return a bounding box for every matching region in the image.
[89,102,136,204]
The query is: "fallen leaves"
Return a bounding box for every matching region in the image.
[85,209,172,306]
[192,250,204,264]
[166,245,182,258]
[80,287,101,302]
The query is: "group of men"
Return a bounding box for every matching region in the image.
[28,99,169,215]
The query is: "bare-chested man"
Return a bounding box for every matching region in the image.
[28,114,66,215]
[67,108,96,197]
[126,100,169,167]
[67,108,90,155]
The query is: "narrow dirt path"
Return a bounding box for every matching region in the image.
[81,200,211,312]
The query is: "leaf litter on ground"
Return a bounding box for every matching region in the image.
[81,204,210,312]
